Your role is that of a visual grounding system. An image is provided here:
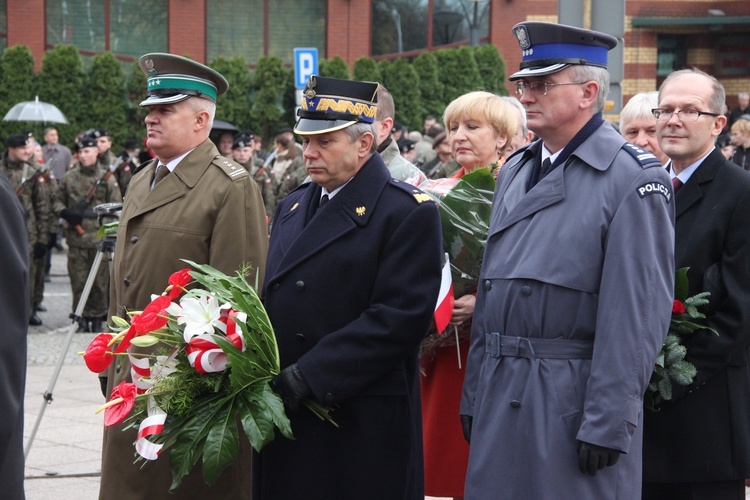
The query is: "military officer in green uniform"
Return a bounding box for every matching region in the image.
[57,136,122,332]
[0,133,50,326]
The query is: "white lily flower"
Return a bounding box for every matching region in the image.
[174,294,226,342]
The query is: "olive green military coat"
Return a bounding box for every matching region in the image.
[100,139,268,499]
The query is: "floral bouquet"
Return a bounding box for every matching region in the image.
[645,267,718,411]
[418,169,495,358]
[419,168,495,302]
[83,261,301,490]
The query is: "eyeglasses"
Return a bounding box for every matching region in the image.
[515,81,586,96]
[651,108,721,122]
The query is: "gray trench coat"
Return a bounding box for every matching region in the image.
[460,123,674,499]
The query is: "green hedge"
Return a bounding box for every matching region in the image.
[0,44,508,151]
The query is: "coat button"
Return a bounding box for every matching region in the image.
[520,286,531,296]
[271,282,280,291]
[130,236,138,244]
[324,393,334,404]
[510,400,521,408]
[295,281,305,290]
[123,277,131,286]
[484,280,492,291]
[296,333,305,341]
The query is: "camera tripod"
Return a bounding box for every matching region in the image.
[25,206,119,462]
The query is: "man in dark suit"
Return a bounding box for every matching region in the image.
[643,68,750,499]
[253,75,443,500]
[0,170,28,499]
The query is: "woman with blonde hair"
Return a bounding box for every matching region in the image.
[421,90,516,500]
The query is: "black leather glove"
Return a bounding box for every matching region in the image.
[460,415,473,444]
[47,232,57,248]
[60,208,83,226]
[271,364,311,412]
[33,242,47,259]
[577,440,620,476]
[99,377,108,398]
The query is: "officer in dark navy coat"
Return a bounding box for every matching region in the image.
[253,75,443,500]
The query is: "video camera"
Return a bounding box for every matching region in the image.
[94,202,123,226]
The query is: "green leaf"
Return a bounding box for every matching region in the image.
[167,410,214,491]
[237,391,279,451]
[202,398,240,486]
[674,267,690,302]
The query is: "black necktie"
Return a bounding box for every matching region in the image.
[541,158,552,177]
[319,194,329,209]
[672,177,683,193]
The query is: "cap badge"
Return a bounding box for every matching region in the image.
[144,58,157,77]
[514,26,530,50]
[356,206,366,217]
[304,75,317,99]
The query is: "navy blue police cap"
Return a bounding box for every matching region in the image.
[138,53,229,107]
[294,75,379,135]
[509,22,618,81]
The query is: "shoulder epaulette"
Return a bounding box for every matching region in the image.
[213,156,249,180]
[389,179,435,205]
[621,143,663,169]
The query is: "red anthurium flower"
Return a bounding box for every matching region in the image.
[101,382,137,426]
[167,268,192,299]
[131,295,172,335]
[84,333,114,373]
[672,299,686,315]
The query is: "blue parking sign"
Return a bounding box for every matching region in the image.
[294,48,319,89]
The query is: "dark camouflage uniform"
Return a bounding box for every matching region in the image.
[32,162,60,306]
[99,149,133,198]
[273,155,306,206]
[56,161,122,317]
[0,154,50,317]
[242,156,275,224]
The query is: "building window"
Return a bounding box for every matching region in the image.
[715,35,750,77]
[372,0,490,57]
[372,0,428,56]
[656,35,688,77]
[268,0,325,62]
[46,0,166,58]
[207,0,264,64]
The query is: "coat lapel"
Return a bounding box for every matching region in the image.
[675,147,722,219]
[271,156,390,279]
[130,140,219,219]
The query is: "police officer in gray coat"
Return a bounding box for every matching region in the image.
[459,22,675,499]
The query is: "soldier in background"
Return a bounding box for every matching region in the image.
[232,132,275,225]
[0,133,50,326]
[115,138,140,196]
[57,136,122,332]
[25,135,60,316]
[91,128,132,195]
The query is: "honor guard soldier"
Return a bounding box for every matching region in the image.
[100,53,268,499]
[459,22,675,499]
[1,133,51,326]
[254,75,443,499]
[56,136,122,332]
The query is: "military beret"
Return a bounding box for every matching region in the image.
[138,53,229,107]
[91,128,110,139]
[294,75,379,135]
[4,133,28,148]
[399,139,415,153]
[123,138,139,150]
[232,133,254,150]
[76,137,98,151]
[509,22,618,81]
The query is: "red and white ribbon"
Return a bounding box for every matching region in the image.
[135,396,166,460]
[185,309,246,374]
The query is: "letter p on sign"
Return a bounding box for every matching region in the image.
[294,48,319,89]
